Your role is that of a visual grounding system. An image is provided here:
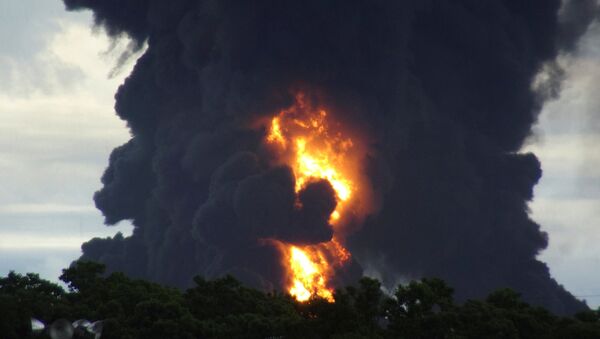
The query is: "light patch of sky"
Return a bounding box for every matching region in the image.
[526,21,600,308]
[0,1,77,57]
[0,1,140,282]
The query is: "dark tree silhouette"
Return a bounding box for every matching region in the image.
[1,262,599,338]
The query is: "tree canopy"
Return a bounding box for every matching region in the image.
[1,262,599,338]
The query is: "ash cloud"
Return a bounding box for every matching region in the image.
[64,0,598,314]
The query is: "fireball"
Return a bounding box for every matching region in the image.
[266,92,363,302]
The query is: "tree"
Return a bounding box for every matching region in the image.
[0,271,68,339]
[2,264,600,338]
[385,278,457,338]
[60,261,105,293]
[184,275,301,338]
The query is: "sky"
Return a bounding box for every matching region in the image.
[0,1,135,280]
[0,1,599,307]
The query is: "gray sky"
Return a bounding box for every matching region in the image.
[0,0,134,282]
[1,1,599,307]
[525,20,600,307]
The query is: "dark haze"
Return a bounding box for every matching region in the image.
[64,0,599,314]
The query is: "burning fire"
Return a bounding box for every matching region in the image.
[266,93,363,302]
[288,246,333,301]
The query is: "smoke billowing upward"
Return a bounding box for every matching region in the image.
[64,0,599,314]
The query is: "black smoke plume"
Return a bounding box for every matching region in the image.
[64,0,598,314]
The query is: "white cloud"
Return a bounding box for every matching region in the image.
[0,234,89,250]
[0,19,142,206]
[526,134,600,180]
[528,21,600,307]
[0,203,96,215]
[0,16,141,272]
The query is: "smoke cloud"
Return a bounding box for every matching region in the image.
[64,0,598,314]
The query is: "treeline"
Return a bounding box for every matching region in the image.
[1,262,599,339]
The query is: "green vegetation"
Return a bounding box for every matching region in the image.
[1,262,599,338]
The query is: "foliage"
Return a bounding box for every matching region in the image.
[0,272,70,339]
[1,262,599,338]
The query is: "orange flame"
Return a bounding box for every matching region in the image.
[288,246,334,302]
[266,92,363,302]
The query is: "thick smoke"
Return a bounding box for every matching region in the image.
[65,0,598,314]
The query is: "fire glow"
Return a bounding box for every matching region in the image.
[266,93,363,302]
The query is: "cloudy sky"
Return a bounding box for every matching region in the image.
[1,1,599,307]
[0,1,135,280]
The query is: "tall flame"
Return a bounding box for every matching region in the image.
[266,93,363,302]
